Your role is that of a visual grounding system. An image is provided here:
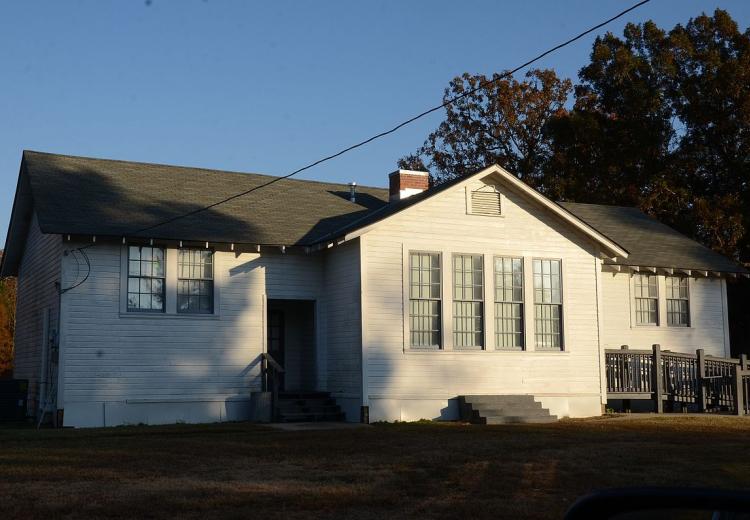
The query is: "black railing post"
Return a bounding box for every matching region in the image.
[652,344,663,413]
[620,345,630,412]
[734,364,744,416]
[697,349,707,412]
[261,355,268,392]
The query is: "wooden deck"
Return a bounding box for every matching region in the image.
[605,345,750,414]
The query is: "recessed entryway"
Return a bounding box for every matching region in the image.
[266,299,317,392]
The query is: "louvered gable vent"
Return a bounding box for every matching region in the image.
[470,187,502,216]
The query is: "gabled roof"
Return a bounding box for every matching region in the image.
[1,150,745,276]
[559,202,746,274]
[332,165,629,259]
[17,150,391,245]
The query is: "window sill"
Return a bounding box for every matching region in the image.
[119,312,221,320]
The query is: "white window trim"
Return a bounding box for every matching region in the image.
[400,242,568,354]
[665,275,691,328]
[177,248,216,315]
[452,252,486,350]
[493,255,525,351]
[630,273,660,328]
[404,249,444,351]
[531,257,565,351]
[119,245,221,318]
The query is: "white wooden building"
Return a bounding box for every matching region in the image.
[2,151,745,427]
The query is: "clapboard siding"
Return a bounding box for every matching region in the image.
[13,213,62,414]
[600,273,728,357]
[323,240,362,405]
[58,243,325,425]
[361,175,604,419]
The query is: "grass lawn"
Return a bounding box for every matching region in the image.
[1,416,750,519]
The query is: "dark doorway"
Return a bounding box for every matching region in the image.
[266,299,317,392]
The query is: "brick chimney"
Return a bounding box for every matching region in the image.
[388,169,429,201]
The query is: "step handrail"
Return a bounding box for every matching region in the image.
[261,353,285,422]
[262,352,285,374]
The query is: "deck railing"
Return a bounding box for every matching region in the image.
[605,344,749,415]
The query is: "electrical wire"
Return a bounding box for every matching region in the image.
[60,245,93,294]
[130,0,651,236]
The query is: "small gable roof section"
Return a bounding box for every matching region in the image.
[337,165,630,260]
[559,202,747,274]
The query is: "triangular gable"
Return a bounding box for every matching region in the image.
[339,165,629,260]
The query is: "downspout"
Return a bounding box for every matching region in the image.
[594,253,607,413]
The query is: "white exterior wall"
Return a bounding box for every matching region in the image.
[58,243,326,427]
[13,213,62,415]
[361,174,606,421]
[322,240,362,421]
[600,273,730,357]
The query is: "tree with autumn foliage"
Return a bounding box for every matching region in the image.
[402,9,750,264]
[399,69,572,188]
[0,276,15,379]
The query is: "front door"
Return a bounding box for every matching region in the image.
[267,309,285,391]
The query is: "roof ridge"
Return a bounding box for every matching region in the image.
[22,150,389,192]
[557,200,640,210]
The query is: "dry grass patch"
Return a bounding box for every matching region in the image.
[0,416,749,519]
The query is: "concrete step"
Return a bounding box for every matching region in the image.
[469,408,554,419]
[278,411,345,423]
[277,404,342,414]
[458,394,557,425]
[279,391,332,400]
[461,395,542,406]
[278,399,337,407]
[275,391,344,423]
[482,415,558,425]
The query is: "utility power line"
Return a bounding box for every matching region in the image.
[131,0,651,236]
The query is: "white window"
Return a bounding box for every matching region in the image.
[453,254,484,349]
[177,249,214,314]
[533,259,562,350]
[634,274,658,325]
[494,257,524,350]
[665,276,689,327]
[127,246,165,312]
[409,252,442,348]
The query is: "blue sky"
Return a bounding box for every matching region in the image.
[1,1,749,243]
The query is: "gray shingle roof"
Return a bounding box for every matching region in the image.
[559,202,746,273]
[21,150,390,246]
[2,151,745,276]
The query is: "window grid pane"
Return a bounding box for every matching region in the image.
[665,276,689,326]
[409,252,441,348]
[453,301,483,348]
[495,256,523,350]
[533,259,562,350]
[634,274,658,325]
[177,249,214,314]
[127,246,165,312]
[453,254,484,348]
[534,304,561,349]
